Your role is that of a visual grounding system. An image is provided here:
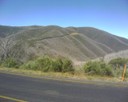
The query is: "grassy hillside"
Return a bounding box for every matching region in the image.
[0,25,128,64]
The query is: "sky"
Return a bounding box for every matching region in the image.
[0,0,128,38]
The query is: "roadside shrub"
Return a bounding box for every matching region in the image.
[84,61,100,75]
[100,62,114,76]
[60,58,74,73]
[109,58,128,69]
[20,56,74,73]
[1,58,20,68]
[50,58,63,72]
[20,56,52,71]
[35,56,53,72]
[20,61,38,70]
[83,61,114,76]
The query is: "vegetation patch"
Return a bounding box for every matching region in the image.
[83,61,114,76]
[1,58,22,68]
[0,56,128,81]
[20,56,74,73]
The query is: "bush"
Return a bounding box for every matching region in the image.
[1,58,21,68]
[109,58,128,69]
[20,56,74,73]
[59,57,74,73]
[83,61,114,76]
[20,61,38,70]
[36,56,53,72]
[50,58,63,72]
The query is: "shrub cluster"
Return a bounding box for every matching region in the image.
[109,58,128,69]
[20,56,74,73]
[0,56,128,78]
[1,58,21,68]
[83,61,114,76]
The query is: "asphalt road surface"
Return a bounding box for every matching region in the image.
[0,72,128,102]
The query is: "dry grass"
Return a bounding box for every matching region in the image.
[0,67,127,83]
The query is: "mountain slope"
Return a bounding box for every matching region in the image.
[0,25,128,63]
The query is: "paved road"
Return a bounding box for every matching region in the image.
[0,73,128,102]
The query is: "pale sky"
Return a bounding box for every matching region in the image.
[0,0,128,38]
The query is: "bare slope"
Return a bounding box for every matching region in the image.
[0,25,128,62]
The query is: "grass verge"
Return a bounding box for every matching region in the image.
[0,67,127,83]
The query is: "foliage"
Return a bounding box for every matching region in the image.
[109,58,128,69]
[108,58,128,78]
[55,57,74,73]
[20,56,74,73]
[83,61,114,76]
[20,61,38,70]
[1,58,21,68]
[126,71,128,78]
[36,56,53,72]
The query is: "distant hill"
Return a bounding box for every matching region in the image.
[0,25,128,64]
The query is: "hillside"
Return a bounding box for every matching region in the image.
[0,25,128,63]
